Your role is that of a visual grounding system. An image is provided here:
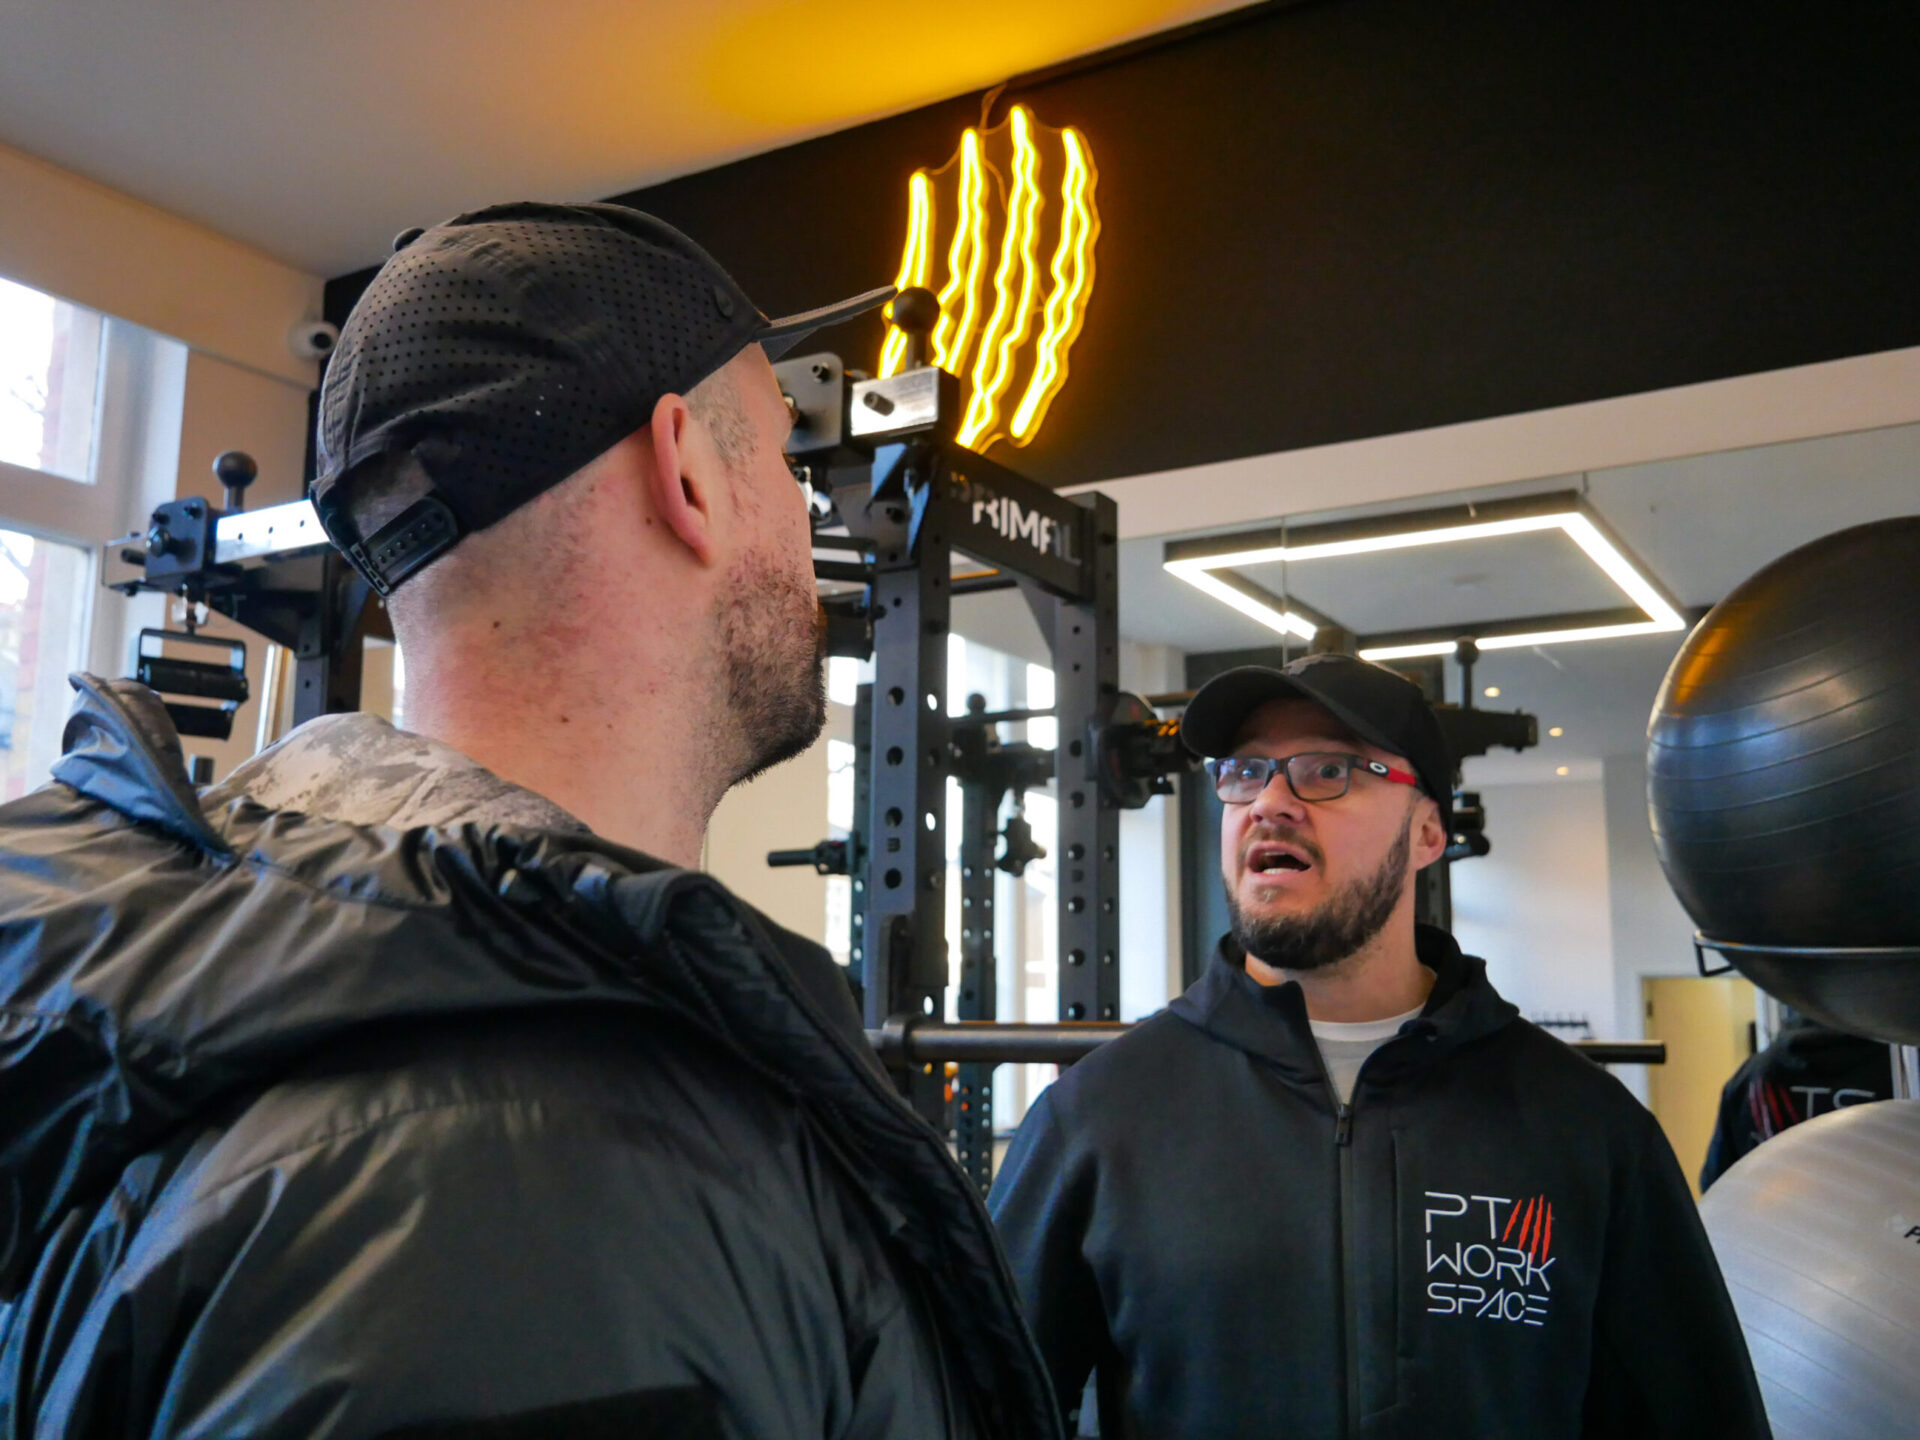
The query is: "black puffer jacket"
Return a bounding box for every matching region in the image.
[0,677,1058,1439]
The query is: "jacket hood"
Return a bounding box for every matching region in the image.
[1168,924,1520,1085]
[1768,1019,1891,1066]
[0,676,1060,1434]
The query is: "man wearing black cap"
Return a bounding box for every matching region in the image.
[0,204,1057,1438]
[989,654,1768,1439]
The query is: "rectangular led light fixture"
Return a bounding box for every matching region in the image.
[1162,493,1686,659]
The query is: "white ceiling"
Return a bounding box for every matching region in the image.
[1235,529,1630,635]
[0,0,1253,277]
[1109,419,1920,776]
[12,1,1911,790]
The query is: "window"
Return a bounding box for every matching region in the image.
[0,274,178,795]
[0,275,103,483]
[824,736,857,966]
[0,528,90,800]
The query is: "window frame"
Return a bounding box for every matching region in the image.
[1,289,188,784]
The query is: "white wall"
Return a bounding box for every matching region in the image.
[0,141,322,388]
[0,141,324,780]
[1078,346,1920,544]
[1601,751,1705,1102]
[1445,761,1701,1105]
[1450,775,1616,1035]
[1117,640,1183,1019]
[705,731,834,938]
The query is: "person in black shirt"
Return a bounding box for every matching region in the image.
[1700,1014,1893,1190]
[989,655,1769,1439]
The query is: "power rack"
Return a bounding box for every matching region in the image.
[768,294,1192,1188]
[98,294,1592,1199]
[100,452,384,736]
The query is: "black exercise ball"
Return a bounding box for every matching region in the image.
[1647,517,1920,1044]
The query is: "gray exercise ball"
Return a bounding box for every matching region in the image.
[1700,1099,1920,1439]
[1647,517,1920,1042]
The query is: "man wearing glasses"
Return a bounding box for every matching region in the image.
[990,654,1768,1439]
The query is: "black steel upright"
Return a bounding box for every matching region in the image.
[845,682,874,999]
[289,552,376,728]
[770,327,1196,1187]
[954,760,1001,1192]
[861,461,954,1124]
[1043,491,1123,1025]
[841,439,1147,1160]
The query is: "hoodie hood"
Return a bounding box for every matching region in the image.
[0,676,1060,1434]
[1168,924,1521,1085]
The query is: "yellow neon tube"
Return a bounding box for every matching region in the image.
[932,130,988,374]
[879,171,934,378]
[1011,128,1099,442]
[960,106,1044,448]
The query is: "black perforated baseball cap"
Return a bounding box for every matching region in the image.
[311,200,891,595]
[1182,654,1455,829]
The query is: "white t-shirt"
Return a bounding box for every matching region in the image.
[1309,1003,1426,1105]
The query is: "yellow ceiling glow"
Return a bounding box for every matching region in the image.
[877,107,1101,451]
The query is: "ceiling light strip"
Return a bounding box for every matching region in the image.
[1171,513,1572,571]
[1166,498,1684,657]
[1556,513,1685,629]
[1164,559,1318,639]
[1358,620,1675,662]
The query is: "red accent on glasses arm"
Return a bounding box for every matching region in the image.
[1380,765,1420,788]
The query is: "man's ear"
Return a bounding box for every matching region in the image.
[1410,793,1450,871]
[646,390,719,565]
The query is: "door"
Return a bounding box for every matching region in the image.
[1643,975,1758,1199]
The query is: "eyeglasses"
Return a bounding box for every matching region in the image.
[1206,752,1421,805]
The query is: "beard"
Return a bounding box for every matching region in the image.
[1226,820,1412,974]
[716,545,828,786]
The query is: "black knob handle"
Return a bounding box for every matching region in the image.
[214,451,257,514]
[892,287,940,368]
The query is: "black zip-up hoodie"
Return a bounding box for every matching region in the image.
[989,929,1770,1440]
[0,678,1060,1439]
[1699,1020,1892,1190]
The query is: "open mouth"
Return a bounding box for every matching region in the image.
[1248,847,1313,876]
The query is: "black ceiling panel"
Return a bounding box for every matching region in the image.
[324,0,1920,490]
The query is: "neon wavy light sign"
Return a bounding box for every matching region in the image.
[878,105,1100,452]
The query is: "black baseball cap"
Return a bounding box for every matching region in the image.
[1181,655,1455,829]
[311,200,892,595]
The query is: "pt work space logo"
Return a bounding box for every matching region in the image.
[1423,1190,1557,1327]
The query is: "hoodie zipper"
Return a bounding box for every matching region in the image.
[1312,1011,1439,1440]
[1313,1041,1362,1440]
[1336,1100,1359,1440]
